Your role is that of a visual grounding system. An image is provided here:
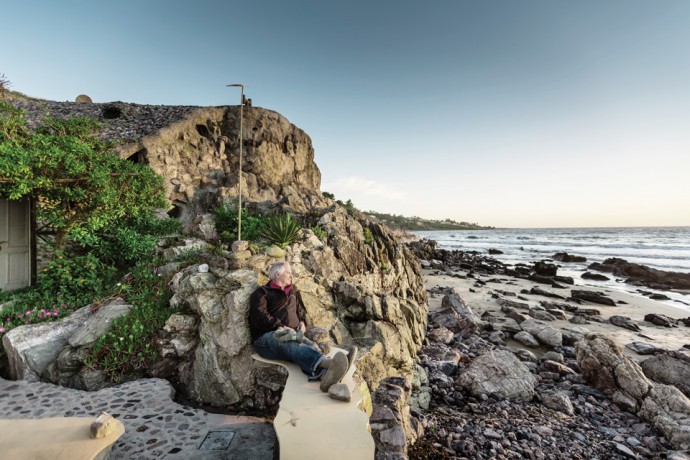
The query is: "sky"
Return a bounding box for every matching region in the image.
[2,0,690,228]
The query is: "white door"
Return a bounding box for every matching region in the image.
[0,198,31,291]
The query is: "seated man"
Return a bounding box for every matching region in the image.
[250,261,355,392]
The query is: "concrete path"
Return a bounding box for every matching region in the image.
[0,377,276,459]
[254,347,375,460]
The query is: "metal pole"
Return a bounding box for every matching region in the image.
[226,83,247,242]
[238,85,244,242]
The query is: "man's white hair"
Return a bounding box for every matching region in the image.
[268,261,292,281]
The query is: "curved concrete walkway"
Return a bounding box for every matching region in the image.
[253,347,375,460]
[0,377,275,459]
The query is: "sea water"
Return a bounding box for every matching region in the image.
[414,227,690,311]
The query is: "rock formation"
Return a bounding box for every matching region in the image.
[576,333,690,449]
[588,257,690,291]
[4,100,429,414]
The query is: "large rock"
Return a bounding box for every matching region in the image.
[68,299,132,347]
[2,306,92,381]
[168,268,263,408]
[457,349,537,401]
[571,289,616,306]
[576,334,690,450]
[430,290,482,339]
[519,319,562,347]
[588,257,690,291]
[641,350,690,398]
[370,377,419,459]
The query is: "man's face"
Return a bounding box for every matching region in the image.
[277,268,292,286]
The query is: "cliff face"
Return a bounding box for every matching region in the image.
[116,105,328,228]
[10,100,429,408]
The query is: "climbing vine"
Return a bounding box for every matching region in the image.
[0,101,167,251]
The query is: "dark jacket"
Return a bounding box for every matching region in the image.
[249,283,302,341]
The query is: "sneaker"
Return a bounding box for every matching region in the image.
[347,346,358,368]
[319,352,348,392]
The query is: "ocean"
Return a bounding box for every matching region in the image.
[413,227,690,312]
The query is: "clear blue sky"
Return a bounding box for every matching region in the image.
[3,0,690,228]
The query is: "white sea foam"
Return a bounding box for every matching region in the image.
[414,226,690,311]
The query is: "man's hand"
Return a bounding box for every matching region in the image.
[297,321,306,333]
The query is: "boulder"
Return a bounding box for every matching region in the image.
[513,331,540,348]
[571,290,616,306]
[168,268,264,408]
[520,319,563,347]
[530,286,566,300]
[625,342,664,356]
[552,252,587,263]
[496,298,530,310]
[2,306,92,381]
[370,377,418,459]
[457,349,537,401]
[581,272,611,281]
[430,291,482,339]
[576,334,690,450]
[528,308,558,322]
[588,258,690,291]
[427,327,454,344]
[533,261,558,277]
[68,299,132,347]
[637,385,690,450]
[609,315,642,332]
[644,313,678,328]
[539,390,575,415]
[640,350,690,398]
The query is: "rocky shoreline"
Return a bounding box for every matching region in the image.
[403,241,690,459]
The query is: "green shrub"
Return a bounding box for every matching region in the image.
[0,105,168,251]
[363,227,374,245]
[311,224,327,240]
[84,262,175,382]
[213,202,268,243]
[38,251,116,305]
[261,214,302,248]
[76,214,180,267]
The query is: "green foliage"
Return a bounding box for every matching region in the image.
[363,227,374,245]
[365,210,494,231]
[38,251,116,305]
[336,198,356,215]
[242,214,268,242]
[310,224,327,240]
[173,247,207,265]
[0,102,168,250]
[84,262,175,382]
[322,191,335,200]
[213,202,267,243]
[261,214,302,248]
[76,214,180,268]
[0,73,9,99]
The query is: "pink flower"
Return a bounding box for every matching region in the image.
[18,314,23,319]
[0,328,5,333]
[25,311,31,316]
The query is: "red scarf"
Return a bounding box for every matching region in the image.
[270,281,292,295]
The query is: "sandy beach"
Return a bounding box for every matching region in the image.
[423,267,690,359]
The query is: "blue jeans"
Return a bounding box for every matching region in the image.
[253,332,326,380]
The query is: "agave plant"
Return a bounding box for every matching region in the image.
[261,214,302,248]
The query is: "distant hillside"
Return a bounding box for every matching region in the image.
[365,211,493,231]
[324,193,493,231]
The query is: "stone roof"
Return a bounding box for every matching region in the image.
[10,100,213,143]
